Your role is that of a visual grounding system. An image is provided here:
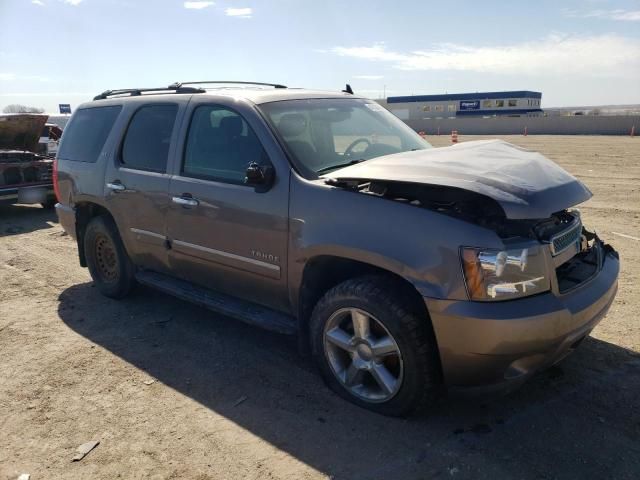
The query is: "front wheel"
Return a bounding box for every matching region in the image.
[310,276,441,416]
[84,215,135,299]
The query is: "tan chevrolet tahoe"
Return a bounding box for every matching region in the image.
[54,82,619,416]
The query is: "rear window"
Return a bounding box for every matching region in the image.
[121,104,178,172]
[57,106,122,163]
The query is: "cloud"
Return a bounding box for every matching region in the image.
[184,1,214,9]
[353,75,384,80]
[327,35,640,77]
[32,0,45,6]
[0,92,92,97]
[565,8,640,21]
[354,88,398,98]
[0,73,50,82]
[63,0,83,5]
[225,7,252,18]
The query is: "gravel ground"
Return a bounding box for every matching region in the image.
[1,135,639,480]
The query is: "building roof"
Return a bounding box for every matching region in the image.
[387,91,542,104]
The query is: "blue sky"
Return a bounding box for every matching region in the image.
[1,0,639,113]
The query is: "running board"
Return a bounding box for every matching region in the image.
[135,271,297,335]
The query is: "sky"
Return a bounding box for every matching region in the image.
[1,0,639,113]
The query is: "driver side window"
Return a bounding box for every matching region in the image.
[183,105,270,184]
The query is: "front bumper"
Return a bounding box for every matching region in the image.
[426,240,619,394]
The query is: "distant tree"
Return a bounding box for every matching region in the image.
[2,104,45,114]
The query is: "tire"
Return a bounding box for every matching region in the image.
[84,215,135,299]
[310,275,441,417]
[41,198,57,209]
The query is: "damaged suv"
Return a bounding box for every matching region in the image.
[0,114,56,207]
[55,83,619,416]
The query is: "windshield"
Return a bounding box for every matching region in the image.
[259,98,431,176]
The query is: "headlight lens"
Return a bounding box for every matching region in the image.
[461,245,550,301]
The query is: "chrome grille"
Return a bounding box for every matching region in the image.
[550,220,582,256]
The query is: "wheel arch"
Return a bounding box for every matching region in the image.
[75,201,116,267]
[297,255,434,352]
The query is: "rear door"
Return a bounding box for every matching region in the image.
[104,100,185,273]
[166,99,290,312]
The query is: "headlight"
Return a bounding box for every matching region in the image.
[461,245,550,301]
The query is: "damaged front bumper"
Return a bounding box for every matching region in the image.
[426,238,619,395]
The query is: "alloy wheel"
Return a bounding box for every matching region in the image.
[323,307,403,403]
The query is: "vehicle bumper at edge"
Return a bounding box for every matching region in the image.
[426,240,619,395]
[55,203,77,239]
[0,185,54,205]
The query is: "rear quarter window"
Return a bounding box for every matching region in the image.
[57,105,122,163]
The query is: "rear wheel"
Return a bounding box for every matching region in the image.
[310,275,440,416]
[84,215,135,298]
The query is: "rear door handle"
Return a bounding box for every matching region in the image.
[106,182,126,192]
[172,195,199,207]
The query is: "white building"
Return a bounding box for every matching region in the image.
[379,91,543,120]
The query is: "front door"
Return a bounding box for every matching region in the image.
[166,103,290,312]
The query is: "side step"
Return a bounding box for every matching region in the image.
[135,271,297,335]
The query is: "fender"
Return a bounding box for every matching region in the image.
[287,173,506,312]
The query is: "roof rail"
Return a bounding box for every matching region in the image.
[168,81,287,89]
[93,85,205,101]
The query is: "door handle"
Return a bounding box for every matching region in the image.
[172,195,199,207]
[106,182,126,192]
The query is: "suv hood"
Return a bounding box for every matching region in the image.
[0,114,49,153]
[326,139,592,219]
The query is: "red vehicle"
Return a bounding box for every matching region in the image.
[0,114,56,207]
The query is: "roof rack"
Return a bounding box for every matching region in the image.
[93,81,287,101]
[168,81,288,89]
[93,85,205,101]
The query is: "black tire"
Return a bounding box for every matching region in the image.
[84,215,135,299]
[41,198,57,209]
[310,275,441,417]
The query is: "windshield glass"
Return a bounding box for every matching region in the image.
[259,98,431,176]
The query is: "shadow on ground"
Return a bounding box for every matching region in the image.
[58,282,640,479]
[0,203,57,236]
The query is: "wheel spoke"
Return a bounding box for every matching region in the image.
[371,336,398,358]
[351,310,370,340]
[325,327,355,353]
[370,364,397,395]
[344,362,364,387]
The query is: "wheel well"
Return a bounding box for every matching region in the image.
[75,202,114,267]
[298,256,428,342]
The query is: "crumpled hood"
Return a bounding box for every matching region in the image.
[327,139,592,219]
[0,114,48,153]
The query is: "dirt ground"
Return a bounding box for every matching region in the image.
[1,135,639,480]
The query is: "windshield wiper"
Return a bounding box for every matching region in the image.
[317,159,365,174]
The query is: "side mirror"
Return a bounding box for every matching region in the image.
[245,162,275,191]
